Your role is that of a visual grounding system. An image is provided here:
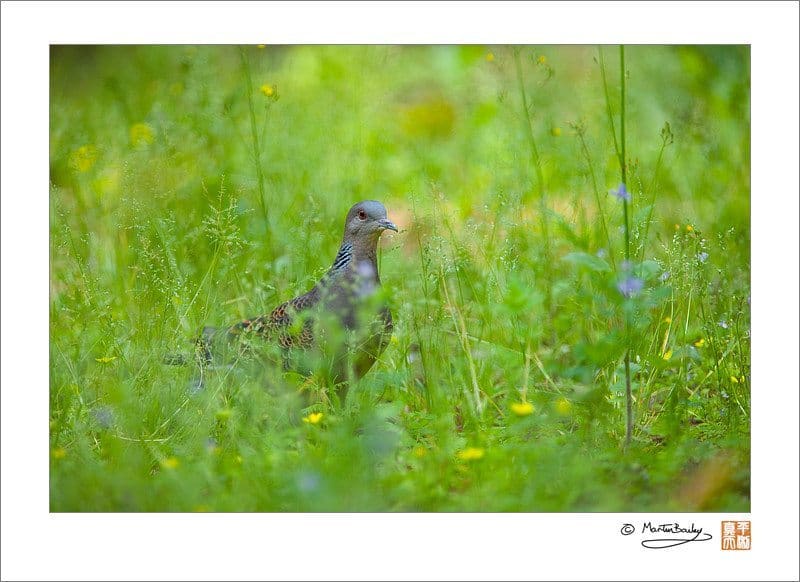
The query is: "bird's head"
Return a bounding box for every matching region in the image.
[342,200,398,242]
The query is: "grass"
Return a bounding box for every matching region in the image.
[49,44,750,512]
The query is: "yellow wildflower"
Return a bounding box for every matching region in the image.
[550,127,562,137]
[694,338,705,348]
[485,52,495,62]
[93,165,121,197]
[257,44,266,49]
[511,401,535,416]
[303,412,324,425]
[69,145,97,173]
[686,224,694,232]
[457,447,485,461]
[662,349,673,361]
[161,457,180,470]
[130,122,154,147]
[95,356,117,364]
[412,446,427,458]
[260,83,275,97]
[537,55,547,65]
[554,397,572,416]
[730,375,739,384]
[52,447,67,460]
[663,316,672,324]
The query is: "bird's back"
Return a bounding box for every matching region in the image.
[199,254,391,382]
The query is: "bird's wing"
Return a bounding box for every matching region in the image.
[230,286,321,350]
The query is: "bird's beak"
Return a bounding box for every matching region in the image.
[378,218,398,232]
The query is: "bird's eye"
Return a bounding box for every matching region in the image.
[357,209,367,220]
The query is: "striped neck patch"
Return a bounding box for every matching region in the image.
[330,242,353,272]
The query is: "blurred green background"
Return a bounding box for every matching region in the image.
[50,45,750,511]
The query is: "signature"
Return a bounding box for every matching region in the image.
[620,522,713,549]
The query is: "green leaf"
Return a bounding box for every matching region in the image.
[550,211,584,247]
[562,251,612,273]
[638,260,662,280]
[633,204,654,225]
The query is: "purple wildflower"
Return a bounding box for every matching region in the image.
[697,252,709,263]
[610,183,630,202]
[617,276,644,298]
[296,471,321,493]
[91,406,115,429]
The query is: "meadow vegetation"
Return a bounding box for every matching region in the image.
[50,45,750,511]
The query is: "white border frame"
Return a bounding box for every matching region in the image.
[2,2,798,580]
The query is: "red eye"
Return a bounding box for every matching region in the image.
[357,209,367,220]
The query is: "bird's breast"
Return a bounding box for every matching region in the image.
[353,259,380,297]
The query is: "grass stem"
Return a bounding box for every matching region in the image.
[239,46,270,237]
[620,45,634,448]
[601,44,634,448]
[513,47,554,328]
[575,128,616,270]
